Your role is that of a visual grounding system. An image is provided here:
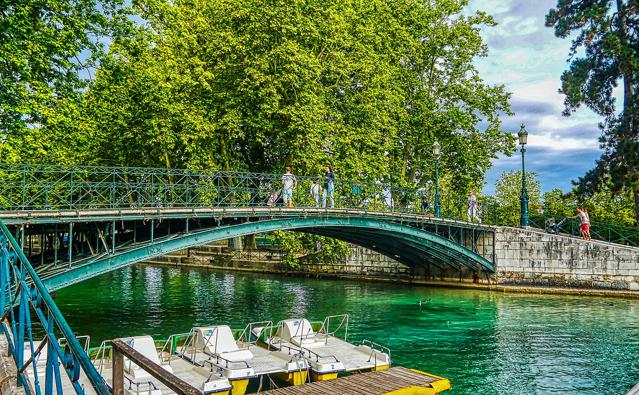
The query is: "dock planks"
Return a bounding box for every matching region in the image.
[262,367,448,394]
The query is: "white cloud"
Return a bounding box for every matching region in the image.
[466,0,605,192]
[528,133,599,151]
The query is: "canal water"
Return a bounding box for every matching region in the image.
[54,264,639,394]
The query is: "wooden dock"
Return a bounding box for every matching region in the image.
[262,367,451,394]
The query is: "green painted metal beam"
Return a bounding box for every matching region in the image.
[303,228,443,269]
[43,217,495,291]
[306,226,480,271]
[304,228,463,271]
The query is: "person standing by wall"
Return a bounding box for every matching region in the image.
[582,208,591,240]
[467,191,481,223]
[322,165,335,208]
[281,166,297,208]
[570,207,591,240]
[310,178,321,207]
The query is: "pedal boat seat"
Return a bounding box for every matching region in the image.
[119,335,173,379]
[194,326,254,362]
[278,319,323,348]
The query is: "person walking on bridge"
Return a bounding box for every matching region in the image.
[467,191,481,224]
[310,178,321,207]
[322,165,335,208]
[282,166,297,208]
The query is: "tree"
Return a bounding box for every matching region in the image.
[546,1,639,224]
[61,0,514,188]
[495,171,541,226]
[0,0,132,163]
[543,186,636,227]
[33,0,517,265]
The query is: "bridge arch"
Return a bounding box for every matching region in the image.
[42,217,495,291]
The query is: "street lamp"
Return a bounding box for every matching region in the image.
[433,141,441,218]
[518,124,529,227]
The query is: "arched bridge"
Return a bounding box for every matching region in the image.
[0,164,496,291]
[2,164,638,395]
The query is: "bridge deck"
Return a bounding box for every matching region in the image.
[0,206,493,229]
[262,367,450,394]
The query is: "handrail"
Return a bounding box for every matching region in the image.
[318,314,349,344]
[362,339,392,364]
[299,347,340,363]
[0,163,500,223]
[203,355,251,370]
[530,215,639,247]
[160,332,191,364]
[237,320,273,345]
[0,220,109,394]
[91,340,112,374]
[111,339,201,395]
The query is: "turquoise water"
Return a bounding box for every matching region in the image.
[54,265,639,394]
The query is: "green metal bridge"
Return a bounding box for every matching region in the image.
[0,164,498,293]
[0,164,500,394]
[1,163,638,394]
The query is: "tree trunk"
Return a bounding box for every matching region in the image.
[616,0,635,123]
[245,234,257,250]
[634,188,639,226]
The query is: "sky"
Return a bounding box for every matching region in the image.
[465,0,609,194]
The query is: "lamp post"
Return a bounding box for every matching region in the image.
[433,141,441,218]
[518,124,529,227]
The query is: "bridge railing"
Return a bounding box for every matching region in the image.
[0,220,109,394]
[0,164,499,223]
[529,215,639,247]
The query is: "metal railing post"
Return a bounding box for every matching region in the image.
[20,165,26,210]
[69,169,75,210]
[111,171,116,208]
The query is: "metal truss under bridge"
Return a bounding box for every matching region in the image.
[0,164,496,291]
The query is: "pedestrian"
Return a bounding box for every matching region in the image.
[467,191,481,223]
[310,178,321,207]
[281,166,297,208]
[583,208,591,240]
[570,207,591,240]
[421,195,430,214]
[322,165,335,208]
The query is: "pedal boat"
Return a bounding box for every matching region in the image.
[93,335,232,394]
[265,314,391,381]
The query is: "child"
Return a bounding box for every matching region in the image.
[310,178,321,207]
[281,166,297,208]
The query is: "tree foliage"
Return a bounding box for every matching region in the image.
[0,0,132,162]
[6,0,519,266]
[546,0,639,224]
[52,0,515,189]
[542,186,636,227]
[269,231,351,269]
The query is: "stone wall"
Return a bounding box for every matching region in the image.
[147,241,413,278]
[494,227,639,290]
[301,247,411,278]
[147,227,639,291]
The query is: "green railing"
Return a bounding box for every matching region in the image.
[529,215,639,247]
[0,164,636,245]
[0,221,109,394]
[0,164,498,223]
